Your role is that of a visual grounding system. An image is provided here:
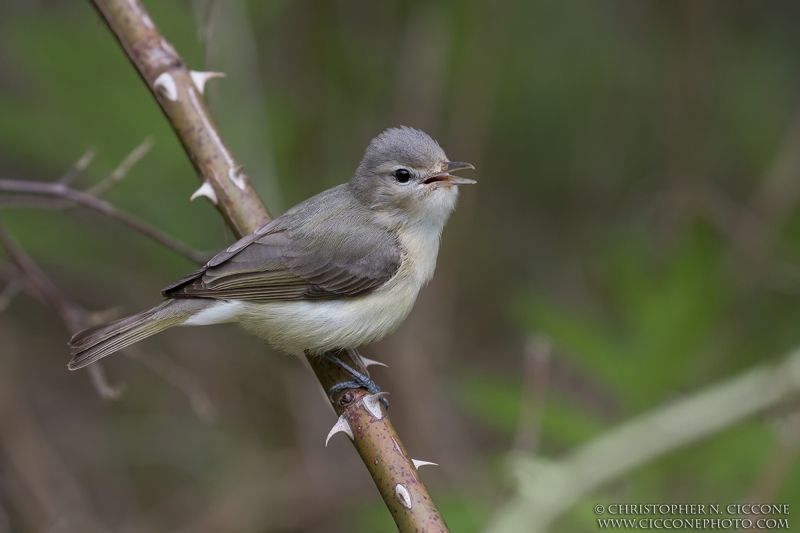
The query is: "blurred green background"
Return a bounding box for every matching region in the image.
[1,1,799,532]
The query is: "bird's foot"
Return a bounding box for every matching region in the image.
[324,351,389,409]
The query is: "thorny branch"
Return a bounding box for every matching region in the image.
[89,0,449,529]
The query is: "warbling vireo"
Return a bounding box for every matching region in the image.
[68,127,474,390]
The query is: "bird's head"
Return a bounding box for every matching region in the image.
[350,127,475,227]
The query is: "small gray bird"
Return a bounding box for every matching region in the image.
[68,127,474,384]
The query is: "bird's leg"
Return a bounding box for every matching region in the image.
[324,350,389,409]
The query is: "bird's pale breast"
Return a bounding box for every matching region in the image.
[230,216,442,354]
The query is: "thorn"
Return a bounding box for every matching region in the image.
[412,459,438,469]
[394,484,412,510]
[360,355,388,368]
[189,70,225,94]
[154,72,178,101]
[362,392,388,420]
[325,414,353,446]
[190,182,218,204]
[228,165,246,190]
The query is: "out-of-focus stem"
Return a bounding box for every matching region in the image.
[0,178,207,265]
[486,347,800,533]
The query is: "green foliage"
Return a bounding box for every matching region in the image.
[524,224,727,410]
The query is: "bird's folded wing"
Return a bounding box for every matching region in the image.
[162,212,402,302]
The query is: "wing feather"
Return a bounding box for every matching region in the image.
[163,186,402,303]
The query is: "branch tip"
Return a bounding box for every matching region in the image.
[60,148,96,185]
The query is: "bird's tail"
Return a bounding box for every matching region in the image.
[68,299,210,370]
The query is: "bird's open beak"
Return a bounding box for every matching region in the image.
[422,161,476,186]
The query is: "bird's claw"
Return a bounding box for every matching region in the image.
[324,352,389,409]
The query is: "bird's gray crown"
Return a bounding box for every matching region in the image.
[357,126,447,173]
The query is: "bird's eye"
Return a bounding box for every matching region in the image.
[394,168,411,183]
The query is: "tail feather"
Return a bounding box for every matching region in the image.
[68,300,209,370]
